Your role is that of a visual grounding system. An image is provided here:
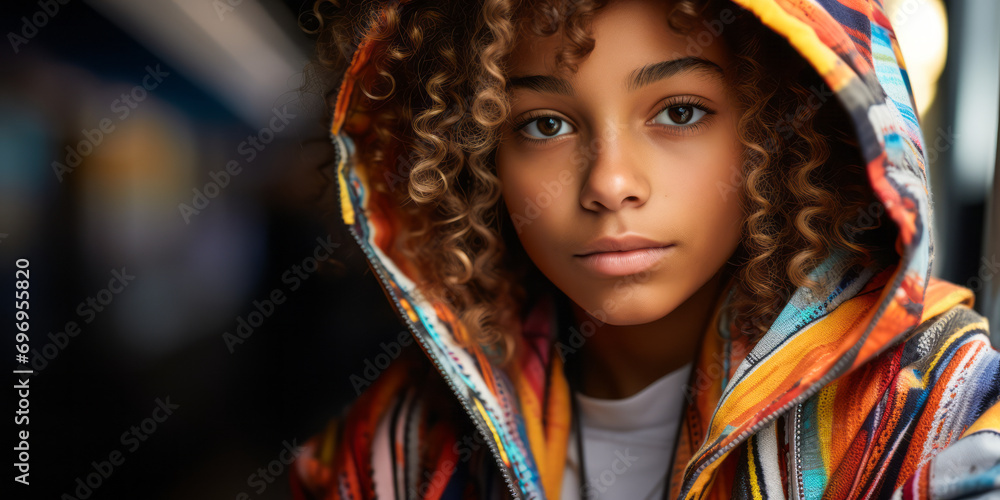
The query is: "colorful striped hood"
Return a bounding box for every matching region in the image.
[297,1,1000,499]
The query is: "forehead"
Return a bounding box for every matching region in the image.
[506,0,732,81]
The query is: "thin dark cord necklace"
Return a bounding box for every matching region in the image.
[566,356,675,500]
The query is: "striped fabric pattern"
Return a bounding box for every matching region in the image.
[290,0,1000,499]
[727,304,999,500]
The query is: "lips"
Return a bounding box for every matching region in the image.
[574,236,674,276]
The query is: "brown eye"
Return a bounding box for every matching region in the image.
[668,106,693,124]
[519,115,574,140]
[652,102,710,128]
[537,117,561,136]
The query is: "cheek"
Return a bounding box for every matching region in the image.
[497,151,582,273]
[696,150,744,247]
[498,149,578,229]
[498,159,542,252]
[665,138,743,249]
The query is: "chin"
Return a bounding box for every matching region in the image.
[597,307,674,326]
[568,282,691,326]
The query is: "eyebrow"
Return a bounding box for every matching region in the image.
[507,57,725,96]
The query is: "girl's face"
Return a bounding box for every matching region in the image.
[496,0,744,325]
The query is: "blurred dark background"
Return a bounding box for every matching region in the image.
[2,1,407,498]
[1,0,997,499]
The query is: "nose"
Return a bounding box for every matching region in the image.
[578,130,650,212]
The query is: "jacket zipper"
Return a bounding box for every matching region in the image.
[331,134,523,500]
[788,403,805,500]
[678,263,906,500]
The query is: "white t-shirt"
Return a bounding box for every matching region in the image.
[560,362,693,500]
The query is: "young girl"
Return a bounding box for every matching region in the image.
[293,0,999,498]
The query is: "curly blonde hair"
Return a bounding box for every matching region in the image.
[306,0,894,366]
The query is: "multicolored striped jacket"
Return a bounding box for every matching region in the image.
[292,0,1000,498]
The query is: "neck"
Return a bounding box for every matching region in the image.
[572,272,727,400]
